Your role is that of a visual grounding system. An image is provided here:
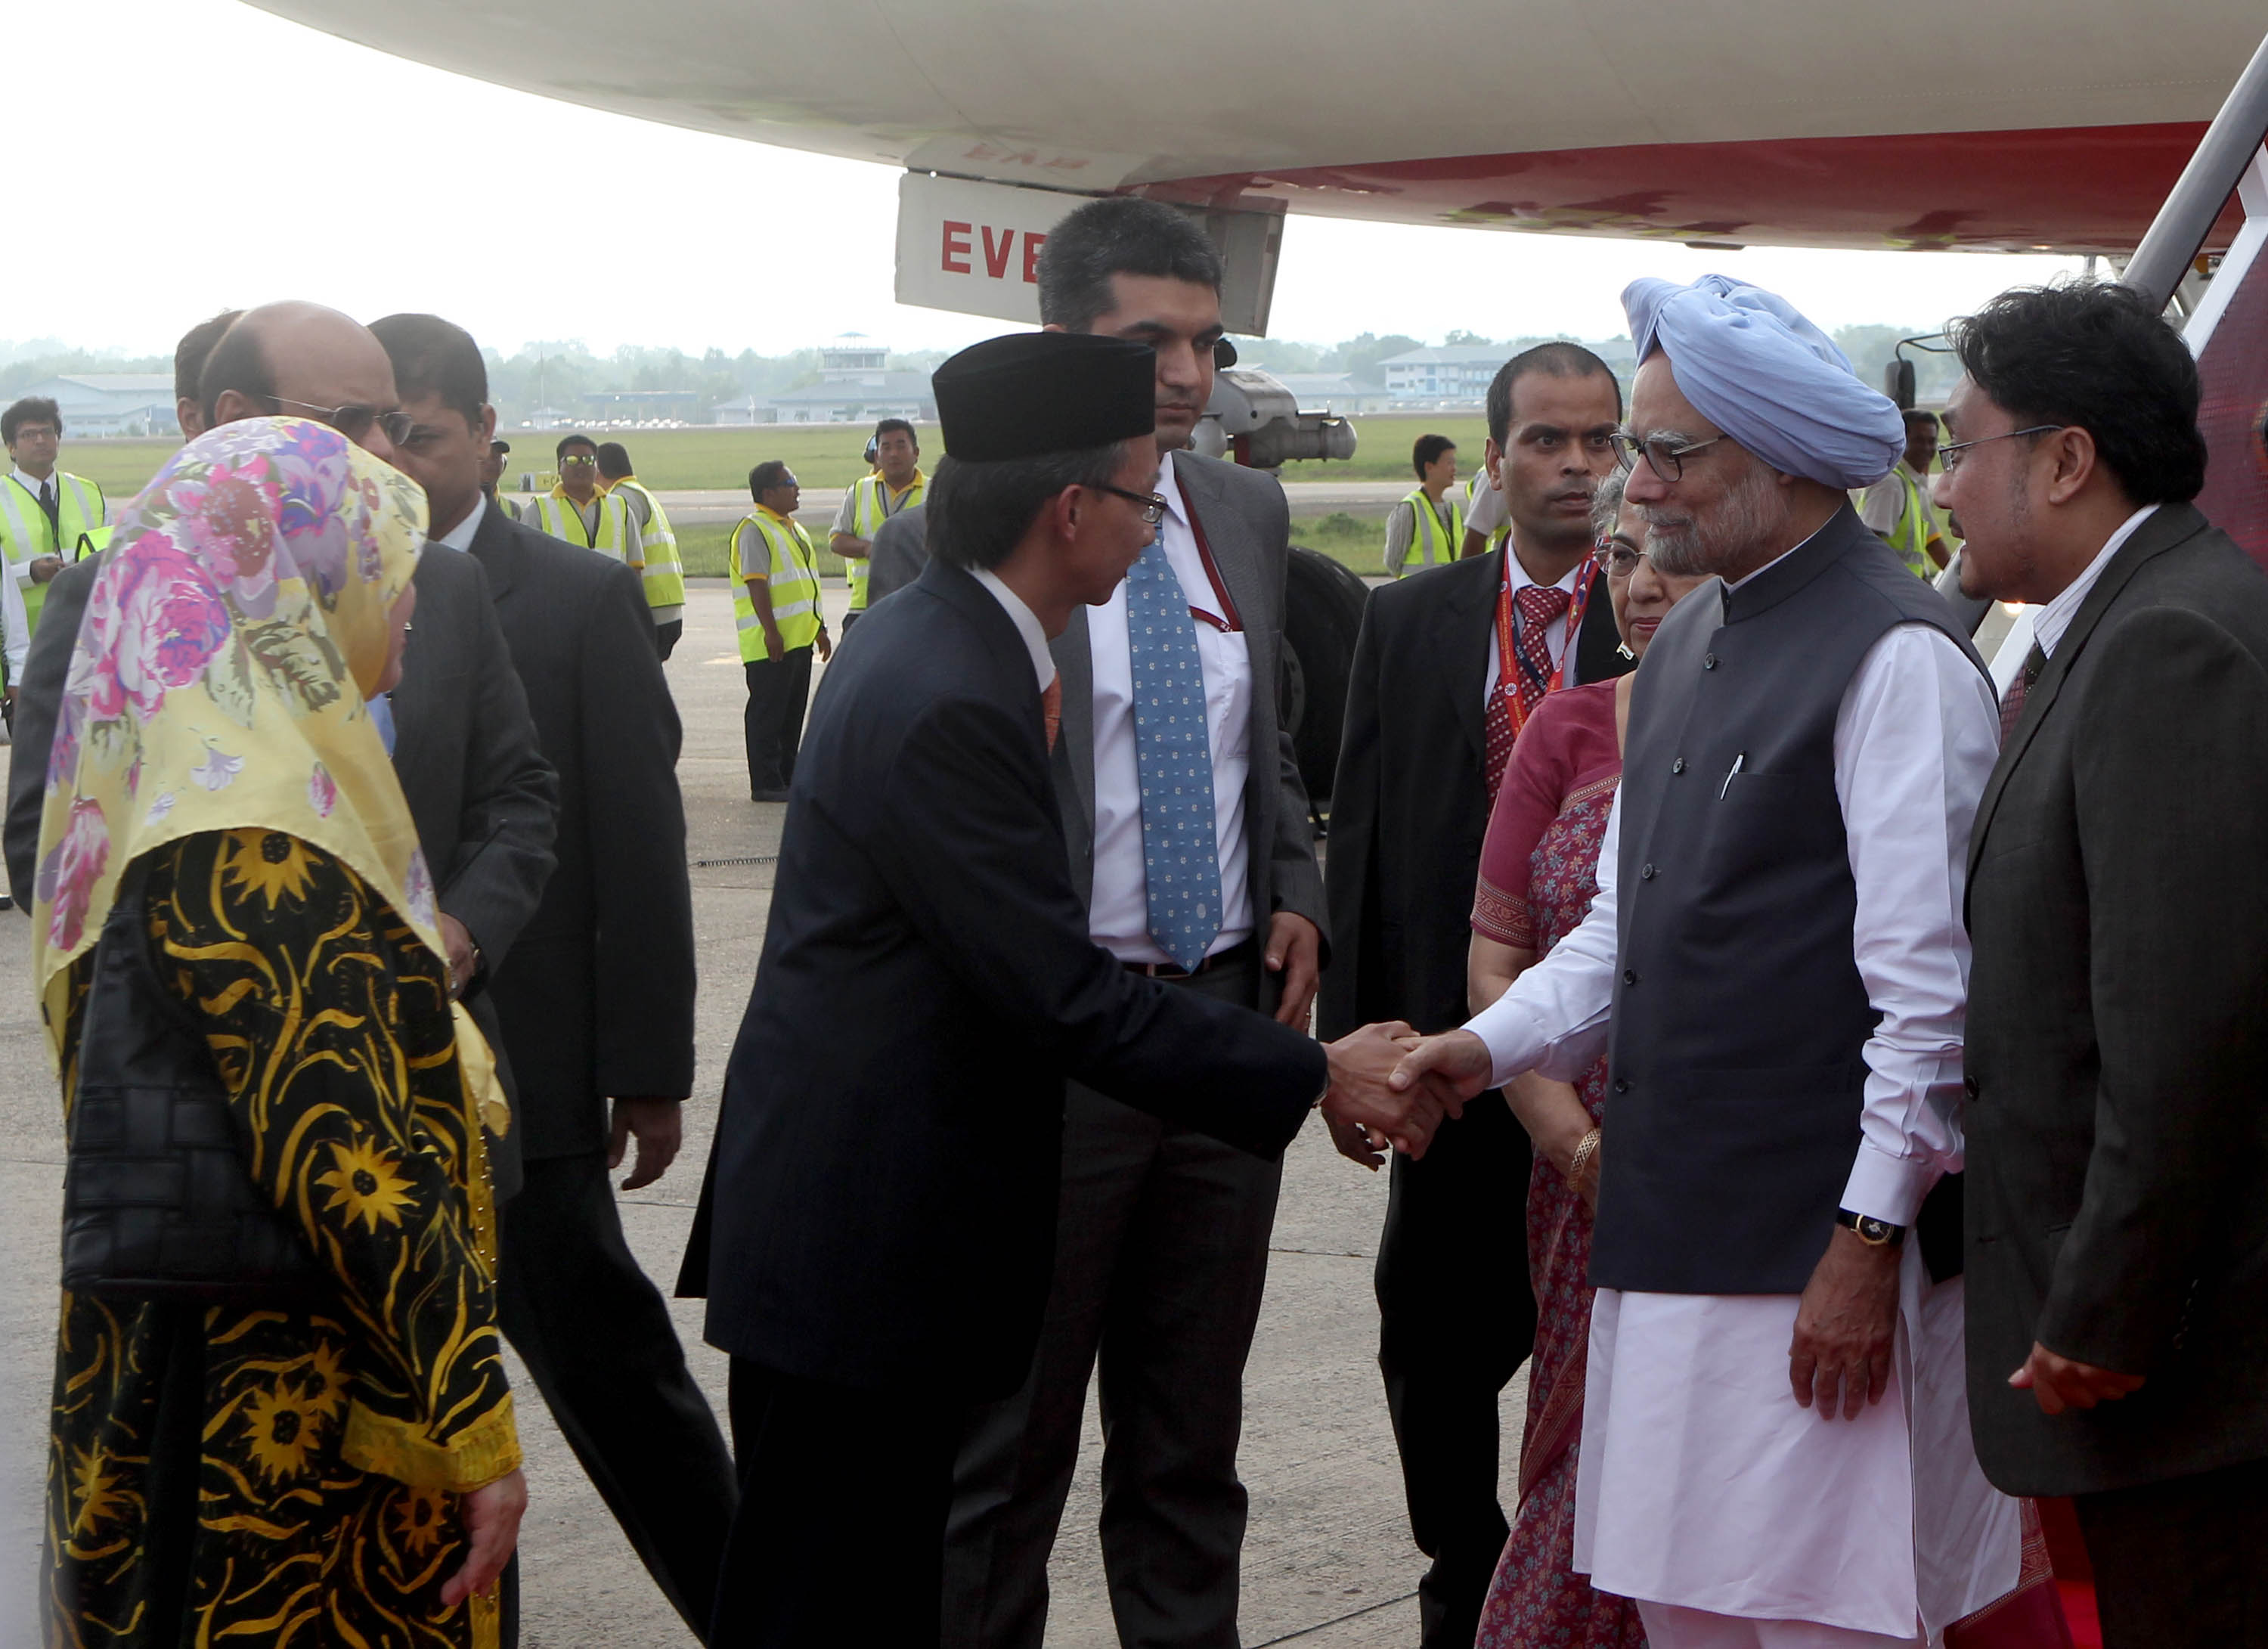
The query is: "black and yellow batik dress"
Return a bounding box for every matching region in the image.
[43,829,519,1649]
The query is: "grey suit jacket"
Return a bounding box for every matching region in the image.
[866,503,928,607]
[1963,501,2268,1496]
[1049,452,1326,1012]
[5,553,99,905]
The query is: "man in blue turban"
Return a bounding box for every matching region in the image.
[1390,277,2050,1647]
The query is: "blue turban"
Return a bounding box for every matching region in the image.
[1622,274,1904,490]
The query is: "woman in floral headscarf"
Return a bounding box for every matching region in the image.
[36,418,525,1648]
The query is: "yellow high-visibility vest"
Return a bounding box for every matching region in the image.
[729,508,823,662]
[606,476,686,611]
[0,471,106,631]
[843,470,925,612]
[528,488,642,568]
[1396,487,1463,576]
[1885,466,1938,581]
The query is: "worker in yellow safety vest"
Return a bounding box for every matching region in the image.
[827,417,926,629]
[2,395,108,636]
[597,440,689,659]
[1384,432,1461,578]
[1460,463,1511,559]
[1858,408,1950,579]
[481,436,522,522]
[731,460,832,802]
[527,433,645,571]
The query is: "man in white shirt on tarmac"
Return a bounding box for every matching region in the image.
[1392,274,2028,1649]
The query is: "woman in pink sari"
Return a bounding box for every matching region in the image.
[1466,472,1703,1649]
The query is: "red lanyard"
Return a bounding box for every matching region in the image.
[1492,556,1594,739]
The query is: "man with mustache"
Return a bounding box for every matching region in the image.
[1394,276,2025,1647]
[1320,342,1628,1649]
[942,196,1332,1649]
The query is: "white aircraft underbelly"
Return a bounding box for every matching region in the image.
[245,0,2260,253]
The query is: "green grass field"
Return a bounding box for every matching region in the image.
[674,513,1390,582]
[57,414,1495,501]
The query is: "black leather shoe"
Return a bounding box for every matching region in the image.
[751,789,791,804]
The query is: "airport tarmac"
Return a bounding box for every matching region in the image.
[0,581,1523,1647]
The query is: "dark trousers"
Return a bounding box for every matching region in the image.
[1374,1096,1536,1649]
[742,646,813,795]
[711,1357,961,1647]
[2074,1455,2268,1647]
[841,609,862,632]
[496,1149,738,1641]
[654,618,683,660]
[945,956,1280,1649]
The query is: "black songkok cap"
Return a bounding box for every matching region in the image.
[932,332,1155,463]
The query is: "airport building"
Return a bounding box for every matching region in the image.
[15,373,180,437]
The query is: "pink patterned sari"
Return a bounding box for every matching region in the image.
[1469,680,1645,1649]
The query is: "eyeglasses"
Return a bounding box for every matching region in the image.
[1092,482,1168,525]
[1600,541,1646,579]
[1937,425,2062,474]
[268,395,415,448]
[559,455,599,469]
[1608,431,1727,483]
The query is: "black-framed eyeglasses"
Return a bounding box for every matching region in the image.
[1938,425,2062,474]
[1607,431,1727,483]
[268,395,415,447]
[1092,482,1168,525]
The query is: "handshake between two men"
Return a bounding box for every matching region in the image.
[1316,1023,1499,1164]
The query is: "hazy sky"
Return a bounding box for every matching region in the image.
[26,0,2088,359]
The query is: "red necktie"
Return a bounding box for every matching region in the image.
[1484,585,1572,804]
[1997,643,2044,745]
[1041,677,1063,754]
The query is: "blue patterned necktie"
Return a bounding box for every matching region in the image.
[1125,533,1222,971]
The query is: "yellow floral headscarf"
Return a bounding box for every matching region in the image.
[33,417,439,1049]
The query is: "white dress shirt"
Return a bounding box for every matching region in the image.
[431,492,486,553]
[1483,550,1589,708]
[1464,546,1999,1227]
[971,566,1056,693]
[1084,451,1255,965]
[2031,504,2158,659]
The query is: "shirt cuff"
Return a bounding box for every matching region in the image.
[1839,1145,1938,1228]
[1467,993,1554,1091]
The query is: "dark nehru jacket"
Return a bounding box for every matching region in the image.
[1596,506,1982,1294]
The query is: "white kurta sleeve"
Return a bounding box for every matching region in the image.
[1831,621,2000,1226]
[1462,788,1622,1088]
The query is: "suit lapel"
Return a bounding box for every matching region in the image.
[466,499,520,599]
[1049,606,1098,900]
[1438,550,1501,765]
[1968,504,2207,881]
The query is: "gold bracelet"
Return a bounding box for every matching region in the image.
[1567,1128,1602,1190]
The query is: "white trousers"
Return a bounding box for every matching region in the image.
[1637,1599,1932,1648]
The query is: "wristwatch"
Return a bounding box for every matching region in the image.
[1835,1208,1906,1248]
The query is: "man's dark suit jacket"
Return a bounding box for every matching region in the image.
[687,558,1324,1399]
[1319,548,1626,1040]
[1051,453,1326,1006]
[8,542,562,1194]
[463,501,697,1158]
[1965,502,2268,1497]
